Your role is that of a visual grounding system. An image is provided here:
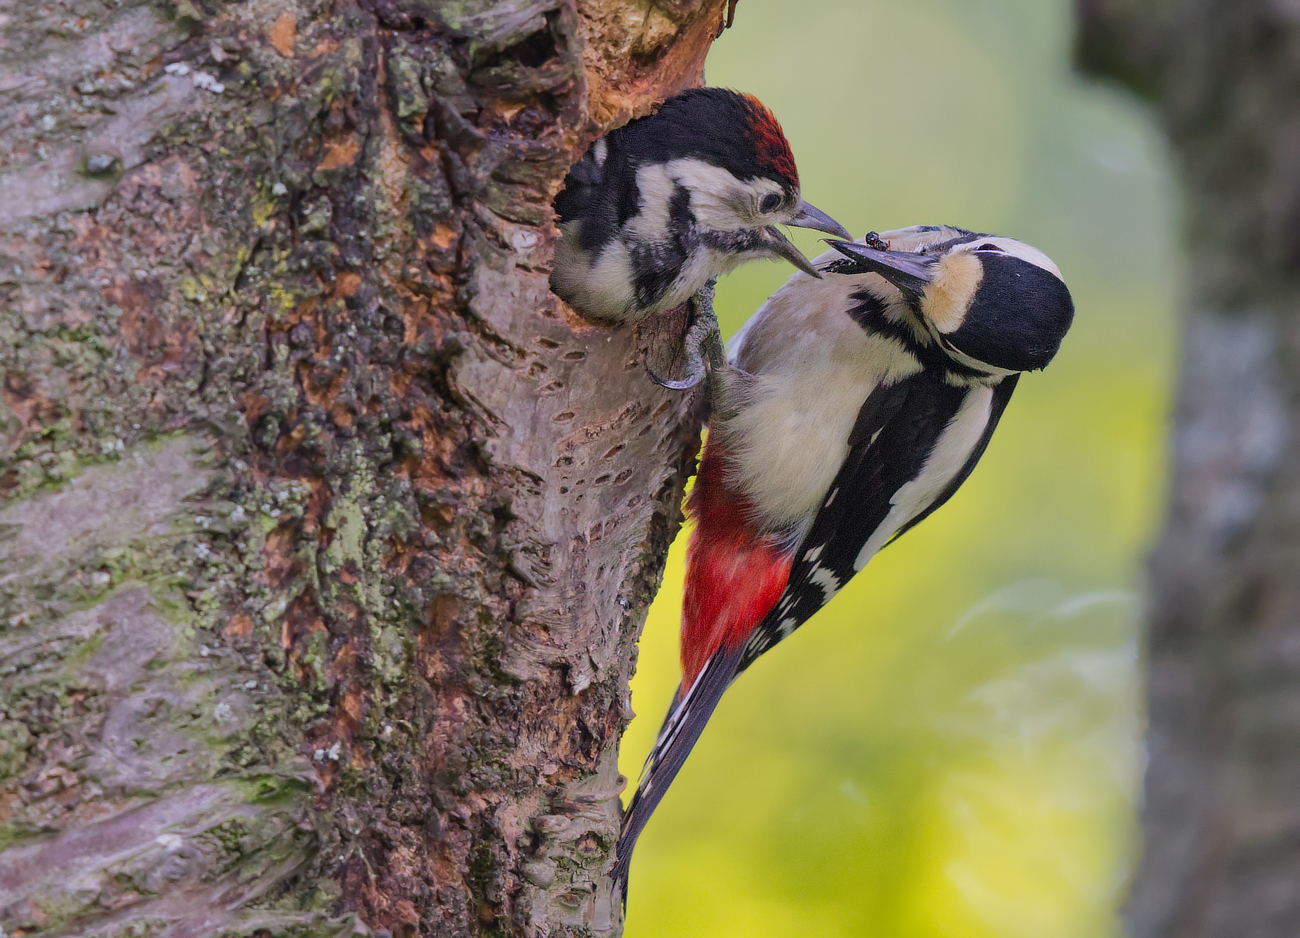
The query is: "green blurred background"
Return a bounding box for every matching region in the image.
[618,0,1179,935]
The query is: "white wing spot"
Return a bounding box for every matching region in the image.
[808,563,842,603]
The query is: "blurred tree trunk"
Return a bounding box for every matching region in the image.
[1078,2,1300,934]
[0,1,725,935]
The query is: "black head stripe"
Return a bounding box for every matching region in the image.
[846,288,986,382]
[950,255,1075,372]
[627,183,693,308]
[616,88,796,188]
[847,289,914,347]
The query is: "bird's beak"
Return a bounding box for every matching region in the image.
[763,226,823,278]
[827,240,934,299]
[789,200,853,240]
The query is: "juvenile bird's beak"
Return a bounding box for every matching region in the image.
[827,240,935,299]
[763,226,823,278]
[789,201,853,240]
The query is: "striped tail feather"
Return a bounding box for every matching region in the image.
[612,639,748,907]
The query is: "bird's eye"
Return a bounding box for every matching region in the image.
[977,243,1005,252]
[760,194,782,213]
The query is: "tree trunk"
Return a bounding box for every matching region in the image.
[1077,2,1300,934]
[0,1,726,935]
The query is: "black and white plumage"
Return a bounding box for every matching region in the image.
[550,88,849,389]
[613,225,1075,903]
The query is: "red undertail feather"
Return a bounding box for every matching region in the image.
[681,438,792,689]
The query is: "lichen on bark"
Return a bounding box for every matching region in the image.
[0,0,729,935]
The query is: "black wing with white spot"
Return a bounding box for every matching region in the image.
[741,371,1015,670]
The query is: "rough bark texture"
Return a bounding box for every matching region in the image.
[1078,2,1300,935]
[0,1,729,936]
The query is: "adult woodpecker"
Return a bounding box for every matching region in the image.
[613,225,1075,898]
[550,87,850,388]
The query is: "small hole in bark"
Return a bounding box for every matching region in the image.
[594,474,612,485]
[537,337,561,349]
[631,38,671,69]
[614,469,634,485]
[553,411,575,421]
[603,443,625,459]
[555,456,573,468]
[500,22,558,69]
[562,350,586,362]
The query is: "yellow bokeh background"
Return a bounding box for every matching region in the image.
[619,1,1178,935]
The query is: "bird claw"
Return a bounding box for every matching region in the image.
[645,283,724,394]
[648,365,706,391]
[646,317,709,389]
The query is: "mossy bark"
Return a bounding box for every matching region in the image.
[0,1,728,935]
[1078,1,1300,934]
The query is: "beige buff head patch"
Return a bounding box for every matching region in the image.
[921,252,983,334]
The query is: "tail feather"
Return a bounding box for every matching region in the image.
[612,639,748,906]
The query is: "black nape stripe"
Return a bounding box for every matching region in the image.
[848,290,914,347]
[847,289,988,381]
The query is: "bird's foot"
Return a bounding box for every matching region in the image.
[646,282,723,394]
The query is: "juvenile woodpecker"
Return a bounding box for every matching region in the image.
[614,225,1075,898]
[550,87,850,388]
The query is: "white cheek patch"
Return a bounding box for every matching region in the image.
[663,158,782,232]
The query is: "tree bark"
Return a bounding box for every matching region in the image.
[1077,2,1300,934]
[0,1,727,935]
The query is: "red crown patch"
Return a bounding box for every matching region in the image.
[741,94,799,188]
